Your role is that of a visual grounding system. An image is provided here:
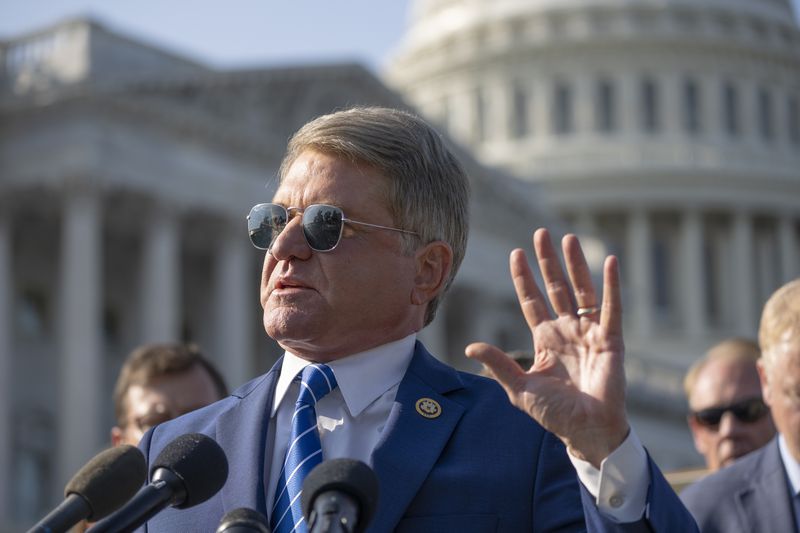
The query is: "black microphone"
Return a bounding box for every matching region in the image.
[216,507,270,533]
[301,459,379,533]
[90,433,228,533]
[27,444,146,533]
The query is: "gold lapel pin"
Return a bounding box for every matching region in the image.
[415,397,442,419]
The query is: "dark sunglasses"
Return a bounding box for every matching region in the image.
[247,203,418,252]
[692,397,769,427]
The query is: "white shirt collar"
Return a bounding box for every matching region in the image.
[779,433,800,496]
[271,333,417,418]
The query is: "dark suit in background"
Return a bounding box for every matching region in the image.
[681,437,796,533]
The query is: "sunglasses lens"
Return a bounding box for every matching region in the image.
[303,205,343,251]
[732,398,768,423]
[248,204,287,250]
[694,408,723,427]
[694,398,768,427]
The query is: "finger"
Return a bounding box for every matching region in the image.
[466,342,526,392]
[600,255,623,336]
[562,234,598,319]
[533,228,574,316]
[510,248,551,328]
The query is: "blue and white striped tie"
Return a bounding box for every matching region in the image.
[270,363,338,533]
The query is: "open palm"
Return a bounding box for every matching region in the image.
[467,229,629,468]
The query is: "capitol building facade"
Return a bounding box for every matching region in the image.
[1,0,799,529]
[387,0,800,471]
[0,13,550,529]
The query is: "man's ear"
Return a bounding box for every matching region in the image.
[410,240,453,306]
[111,426,124,447]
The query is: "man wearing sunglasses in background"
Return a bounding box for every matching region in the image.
[683,338,775,473]
[137,106,696,532]
[682,279,800,532]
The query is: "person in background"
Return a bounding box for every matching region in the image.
[111,342,228,446]
[684,338,775,472]
[137,106,697,532]
[681,279,800,532]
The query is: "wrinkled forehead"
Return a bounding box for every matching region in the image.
[275,150,392,207]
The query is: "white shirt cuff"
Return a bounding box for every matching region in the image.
[567,429,649,523]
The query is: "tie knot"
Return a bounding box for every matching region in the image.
[297,364,337,406]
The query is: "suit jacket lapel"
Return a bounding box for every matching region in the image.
[736,439,796,533]
[217,362,281,518]
[368,343,465,532]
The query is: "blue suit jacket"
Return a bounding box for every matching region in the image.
[680,437,796,533]
[139,342,695,532]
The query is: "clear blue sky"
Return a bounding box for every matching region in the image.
[0,0,414,73]
[1,0,799,74]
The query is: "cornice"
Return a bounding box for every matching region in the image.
[0,63,411,165]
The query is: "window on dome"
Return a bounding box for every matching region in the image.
[640,78,660,134]
[722,82,739,137]
[758,87,774,141]
[788,95,800,146]
[683,78,702,135]
[595,79,616,133]
[511,81,529,138]
[552,82,573,135]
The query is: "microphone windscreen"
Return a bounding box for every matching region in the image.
[301,459,378,529]
[151,433,228,509]
[64,444,147,520]
[216,507,270,533]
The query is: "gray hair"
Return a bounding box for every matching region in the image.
[279,106,470,325]
[759,278,800,366]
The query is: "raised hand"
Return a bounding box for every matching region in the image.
[466,228,628,468]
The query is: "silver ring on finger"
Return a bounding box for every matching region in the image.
[576,306,600,317]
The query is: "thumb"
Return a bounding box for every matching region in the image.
[466,342,525,390]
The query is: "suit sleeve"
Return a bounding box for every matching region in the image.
[531,431,589,532]
[579,456,699,533]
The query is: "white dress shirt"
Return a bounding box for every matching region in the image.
[265,334,416,509]
[266,334,650,523]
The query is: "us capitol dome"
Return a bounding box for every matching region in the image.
[387,0,800,468]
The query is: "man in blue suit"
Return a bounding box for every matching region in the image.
[139,107,695,532]
[681,278,800,532]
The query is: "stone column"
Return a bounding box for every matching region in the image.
[662,72,681,137]
[140,203,180,342]
[732,210,756,335]
[680,209,706,337]
[487,75,510,142]
[627,209,653,338]
[532,75,549,139]
[447,81,474,147]
[618,72,637,137]
[575,211,597,239]
[57,184,102,489]
[779,214,798,283]
[574,73,593,137]
[0,212,11,521]
[214,221,253,390]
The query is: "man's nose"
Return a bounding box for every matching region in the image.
[717,411,744,436]
[269,216,312,260]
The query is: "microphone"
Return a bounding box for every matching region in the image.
[301,459,379,533]
[216,507,270,533]
[27,444,146,533]
[90,433,228,533]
